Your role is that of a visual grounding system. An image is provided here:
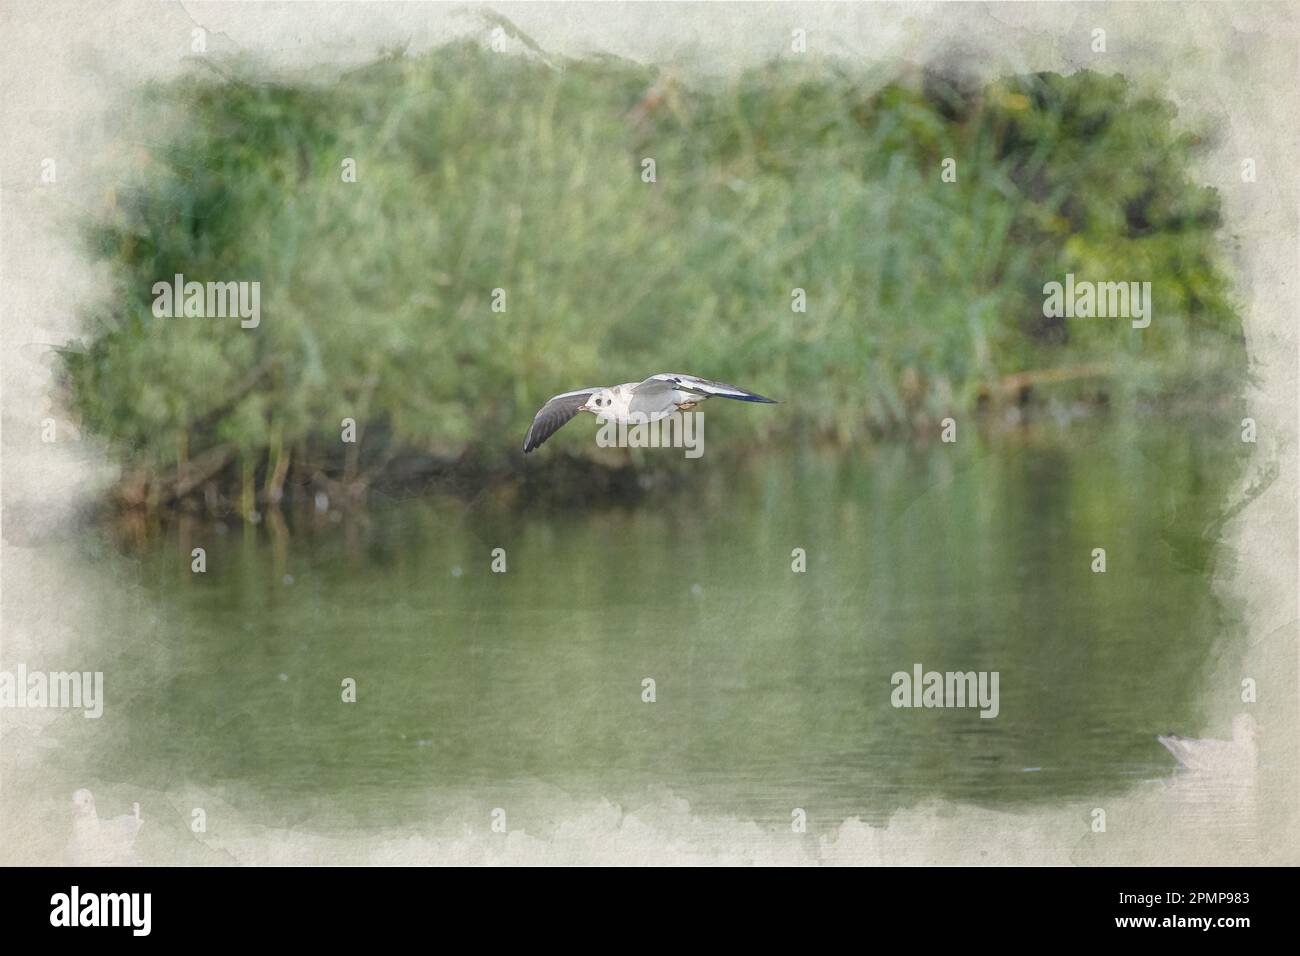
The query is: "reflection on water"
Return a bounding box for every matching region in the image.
[56,421,1245,832]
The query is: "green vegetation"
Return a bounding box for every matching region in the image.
[62,43,1245,510]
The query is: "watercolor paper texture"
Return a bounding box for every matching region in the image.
[1,1,1297,865]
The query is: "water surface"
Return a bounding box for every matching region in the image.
[57,421,1242,834]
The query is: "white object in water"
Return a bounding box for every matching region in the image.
[1158,714,1258,776]
[68,788,143,865]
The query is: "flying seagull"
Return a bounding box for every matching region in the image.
[523,373,777,453]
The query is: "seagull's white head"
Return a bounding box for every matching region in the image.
[579,389,617,415]
[72,788,96,815]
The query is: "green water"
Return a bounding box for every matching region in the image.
[59,421,1243,832]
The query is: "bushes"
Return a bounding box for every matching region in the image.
[61,44,1244,507]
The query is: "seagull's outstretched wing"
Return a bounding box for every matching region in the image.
[642,373,778,403]
[523,388,597,453]
[626,377,681,417]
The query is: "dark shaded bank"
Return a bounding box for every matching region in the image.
[60,40,1246,515]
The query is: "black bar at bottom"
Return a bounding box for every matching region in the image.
[0,866,1277,940]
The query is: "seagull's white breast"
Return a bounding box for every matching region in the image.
[608,383,679,423]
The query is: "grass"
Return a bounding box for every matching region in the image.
[60,42,1246,511]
